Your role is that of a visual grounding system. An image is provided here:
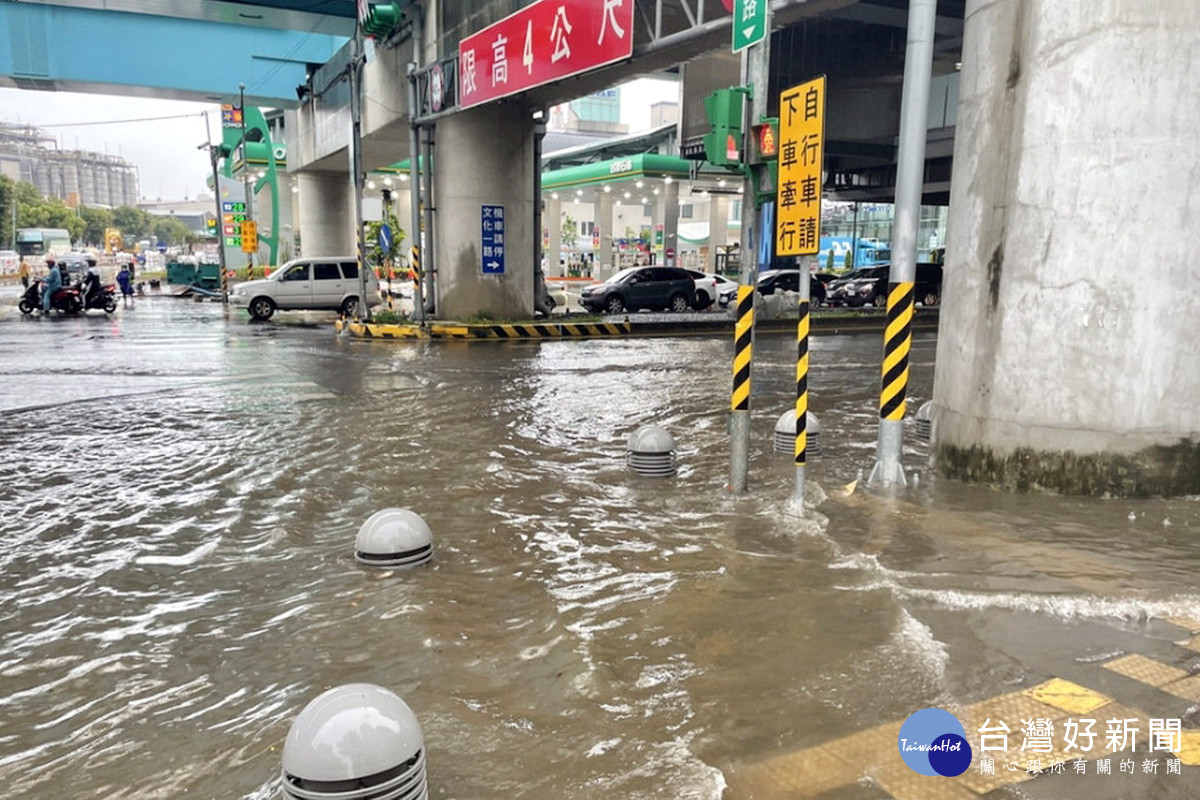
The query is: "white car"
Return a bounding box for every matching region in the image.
[230,257,381,320]
[685,269,736,307]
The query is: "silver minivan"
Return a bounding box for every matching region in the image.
[230,257,380,320]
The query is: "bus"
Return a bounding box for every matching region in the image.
[16,228,72,259]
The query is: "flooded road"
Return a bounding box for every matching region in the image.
[1,288,1199,799]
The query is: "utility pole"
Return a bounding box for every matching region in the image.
[349,24,370,322]
[200,111,228,301]
[406,62,426,324]
[238,83,255,274]
[868,0,938,488]
[729,4,772,493]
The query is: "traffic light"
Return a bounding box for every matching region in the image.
[751,117,779,163]
[363,4,402,37]
[702,88,746,167]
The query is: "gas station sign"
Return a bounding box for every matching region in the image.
[458,0,635,109]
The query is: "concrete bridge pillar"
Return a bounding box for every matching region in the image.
[433,103,536,320]
[933,0,1200,496]
[296,172,355,257]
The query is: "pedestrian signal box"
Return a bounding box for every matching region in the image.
[752,117,779,162]
[703,88,746,167]
[240,221,258,254]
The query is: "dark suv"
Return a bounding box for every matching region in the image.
[579,266,697,314]
[867,262,944,307]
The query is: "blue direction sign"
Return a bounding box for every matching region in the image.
[156,242,167,253]
[481,204,505,274]
[378,223,393,252]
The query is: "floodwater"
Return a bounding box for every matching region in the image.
[0,288,1198,799]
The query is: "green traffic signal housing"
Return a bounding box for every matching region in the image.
[363,3,405,38]
[702,87,749,168]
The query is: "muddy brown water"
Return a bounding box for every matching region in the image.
[0,294,1197,798]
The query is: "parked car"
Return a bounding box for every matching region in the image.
[684,269,735,308]
[827,265,891,307]
[717,269,827,307]
[579,266,697,314]
[230,257,381,320]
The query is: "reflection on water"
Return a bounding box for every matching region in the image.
[0,300,1198,798]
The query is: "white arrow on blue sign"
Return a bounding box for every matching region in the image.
[378,223,393,252]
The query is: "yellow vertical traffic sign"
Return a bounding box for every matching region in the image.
[240,220,258,254]
[776,76,825,256]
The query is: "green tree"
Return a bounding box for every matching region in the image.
[843,249,854,269]
[561,215,578,249]
[365,207,406,272]
[78,206,114,247]
[0,177,45,248]
[111,205,153,238]
[152,216,193,247]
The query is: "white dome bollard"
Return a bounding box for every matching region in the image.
[281,683,428,800]
[354,509,433,569]
[773,410,821,456]
[626,424,677,477]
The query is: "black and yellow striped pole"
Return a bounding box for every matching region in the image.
[868,280,914,485]
[793,276,810,504]
[729,285,755,490]
[868,0,936,487]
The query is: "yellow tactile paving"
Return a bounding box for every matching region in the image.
[1161,674,1200,702]
[1025,678,1112,715]
[832,722,903,771]
[954,690,1068,738]
[955,759,1036,794]
[1164,616,1200,633]
[870,762,980,800]
[1102,654,1188,687]
[1177,732,1200,766]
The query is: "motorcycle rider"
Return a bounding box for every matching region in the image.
[41,257,62,313]
[81,258,102,307]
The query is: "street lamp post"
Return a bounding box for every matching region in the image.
[199,111,229,301]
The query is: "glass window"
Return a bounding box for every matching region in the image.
[313,263,341,280]
[282,264,309,281]
[680,204,693,219]
[341,262,358,279]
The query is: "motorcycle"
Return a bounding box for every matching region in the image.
[79,277,118,314]
[17,279,82,315]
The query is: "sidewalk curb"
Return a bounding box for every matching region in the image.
[336,309,938,341]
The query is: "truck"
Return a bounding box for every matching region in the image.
[15,228,72,259]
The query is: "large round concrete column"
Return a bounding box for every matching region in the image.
[661,179,680,267]
[296,172,355,257]
[595,190,614,279]
[933,0,1200,497]
[434,103,535,320]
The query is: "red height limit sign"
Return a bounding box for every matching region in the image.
[458,0,635,109]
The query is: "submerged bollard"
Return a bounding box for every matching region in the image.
[912,400,934,443]
[626,425,678,477]
[281,683,428,800]
[773,410,821,457]
[354,509,433,569]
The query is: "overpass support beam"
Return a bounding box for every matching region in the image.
[433,103,536,320]
[933,0,1200,497]
[296,172,355,257]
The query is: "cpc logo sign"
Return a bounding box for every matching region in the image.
[897,708,973,777]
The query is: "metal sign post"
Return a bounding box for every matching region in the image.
[777,76,826,506]
[868,0,938,488]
